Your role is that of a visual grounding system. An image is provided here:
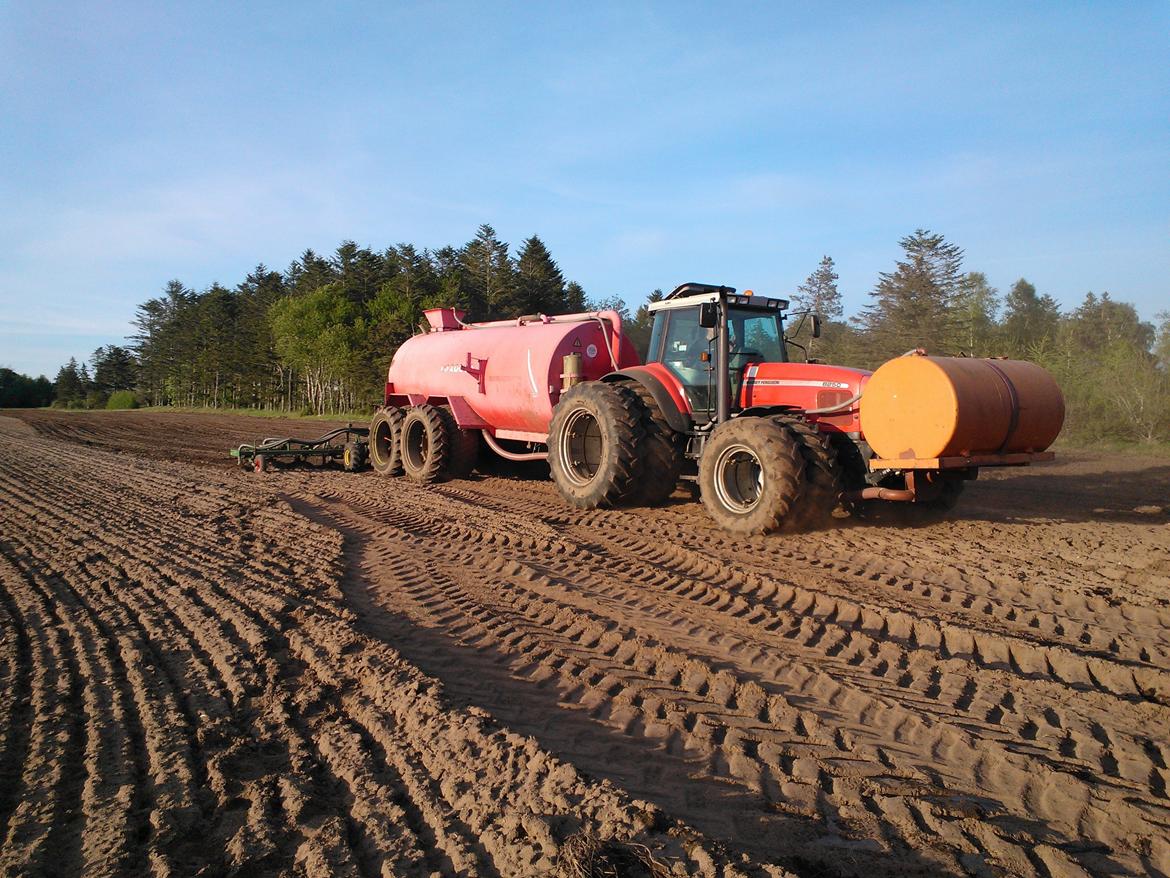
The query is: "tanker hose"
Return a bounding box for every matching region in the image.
[592,317,620,371]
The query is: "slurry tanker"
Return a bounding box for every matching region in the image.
[364,283,1064,533]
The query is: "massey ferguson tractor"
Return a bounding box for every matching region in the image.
[365,283,1064,533]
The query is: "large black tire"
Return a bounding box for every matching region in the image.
[400,405,450,483]
[369,408,404,476]
[775,416,843,531]
[342,441,366,472]
[699,417,805,534]
[548,382,645,509]
[438,405,479,479]
[904,476,965,522]
[624,383,684,507]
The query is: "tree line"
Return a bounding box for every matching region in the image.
[15,225,1169,444]
[786,231,1170,443]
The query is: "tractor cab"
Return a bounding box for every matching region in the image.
[646,283,800,422]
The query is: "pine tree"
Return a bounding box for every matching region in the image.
[91,345,137,393]
[565,281,587,312]
[333,242,388,307]
[515,235,566,315]
[792,256,843,358]
[793,256,843,320]
[1001,279,1061,356]
[53,358,85,406]
[459,224,516,320]
[286,249,337,297]
[859,229,964,363]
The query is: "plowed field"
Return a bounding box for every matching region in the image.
[2,410,1168,878]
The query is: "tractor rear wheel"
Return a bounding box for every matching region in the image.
[775,416,842,531]
[369,407,405,476]
[625,383,684,507]
[439,405,480,478]
[699,417,805,534]
[548,382,645,509]
[400,405,450,483]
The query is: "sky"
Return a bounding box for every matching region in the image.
[1,1,1167,378]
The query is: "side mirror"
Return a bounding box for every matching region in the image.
[698,302,718,328]
[811,314,822,338]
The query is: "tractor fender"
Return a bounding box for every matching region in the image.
[601,368,693,434]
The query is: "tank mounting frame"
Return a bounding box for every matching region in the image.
[868,451,1055,470]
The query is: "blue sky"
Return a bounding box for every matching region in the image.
[2,1,1167,377]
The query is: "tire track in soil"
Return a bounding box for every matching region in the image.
[0,547,149,877]
[0,417,778,878]
[297,495,959,878]
[294,469,1170,878]
[0,553,91,878]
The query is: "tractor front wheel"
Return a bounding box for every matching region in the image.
[369,407,405,476]
[548,382,645,509]
[775,416,843,531]
[699,417,805,534]
[400,405,450,483]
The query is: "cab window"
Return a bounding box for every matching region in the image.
[656,308,714,411]
[729,309,786,363]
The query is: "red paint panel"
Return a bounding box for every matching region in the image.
[741,362,870,433]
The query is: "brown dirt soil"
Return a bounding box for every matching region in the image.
[3,409,1170,877]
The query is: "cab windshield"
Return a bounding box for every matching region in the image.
[649,305,786,414]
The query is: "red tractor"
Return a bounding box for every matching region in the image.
[369,283,1064,533]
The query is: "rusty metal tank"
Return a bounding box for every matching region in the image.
[385,308,640,436]
[859,356,1064,461]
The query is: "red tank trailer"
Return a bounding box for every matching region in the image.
[367,284,1064,534]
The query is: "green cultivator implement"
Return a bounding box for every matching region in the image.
[231,426,370,473]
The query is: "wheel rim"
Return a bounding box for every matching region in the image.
[560,408,604,486]
[713,443,764,513]
[372,418,394,465]
[403,418,429,470]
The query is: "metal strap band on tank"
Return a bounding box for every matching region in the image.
[984,360,1021,453]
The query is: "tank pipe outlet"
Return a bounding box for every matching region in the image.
[842,486,916,503]
[482,431,549,462]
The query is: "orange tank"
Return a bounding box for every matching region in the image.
[859,356,1064,461]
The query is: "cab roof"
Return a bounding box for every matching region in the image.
[648,282,789,314]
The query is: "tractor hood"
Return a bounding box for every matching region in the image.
[742,362,871,433]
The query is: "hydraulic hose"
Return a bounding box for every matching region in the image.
[802,391,863,415]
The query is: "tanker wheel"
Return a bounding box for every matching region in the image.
[624,383,684,507]
[439,405,479,479]
[699,416,805,534]
[400,405,450,483]
[548,382,645,509]
[775,416,843,531]
[369,407,405,476]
